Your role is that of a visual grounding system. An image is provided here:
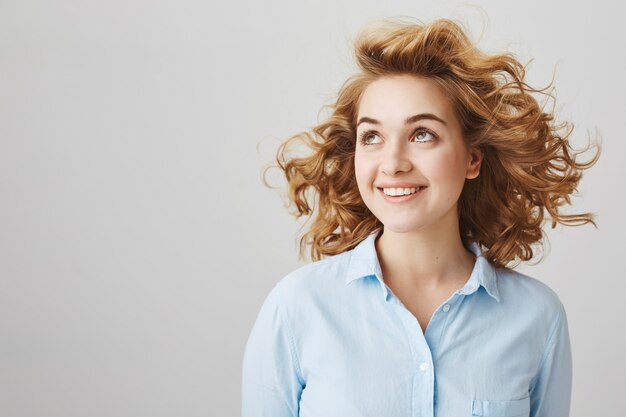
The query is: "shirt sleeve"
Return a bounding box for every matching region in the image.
[529,302,573,417]
[242,284,304,417]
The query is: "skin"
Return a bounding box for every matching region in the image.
[354,74,483,333]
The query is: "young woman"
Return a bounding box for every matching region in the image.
[242,17,599,417]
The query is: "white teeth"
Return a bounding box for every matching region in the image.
[382,187,420,196]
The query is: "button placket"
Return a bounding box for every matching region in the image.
[385,283,436,417]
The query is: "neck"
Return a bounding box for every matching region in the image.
[374,216,476,290]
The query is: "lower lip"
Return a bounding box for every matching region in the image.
[378,187,427,203]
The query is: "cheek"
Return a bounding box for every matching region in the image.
[353,154,372,185]
[425,149,468,182]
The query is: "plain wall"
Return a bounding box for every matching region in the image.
[0,0,623,416]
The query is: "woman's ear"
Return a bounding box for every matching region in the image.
[465,147,483,179]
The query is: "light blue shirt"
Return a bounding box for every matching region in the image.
[242,230,572,417]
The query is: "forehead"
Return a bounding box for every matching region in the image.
[357,75,456,124]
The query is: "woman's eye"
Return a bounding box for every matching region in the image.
[414,129,435,142]
[359,132,381,145]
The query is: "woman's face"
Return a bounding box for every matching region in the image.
[354,74,482,235]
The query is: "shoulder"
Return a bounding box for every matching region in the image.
[495,266,566,323]
[262,250,353,312]
[273,251,352,299]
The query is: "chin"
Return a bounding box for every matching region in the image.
[380,220,426,234]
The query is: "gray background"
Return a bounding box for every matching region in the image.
[0,0,623,416]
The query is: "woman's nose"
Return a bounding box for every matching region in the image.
[380,142,411,175]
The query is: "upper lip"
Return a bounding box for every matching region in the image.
[376,182,427,188]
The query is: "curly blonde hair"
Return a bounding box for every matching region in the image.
[262,17,600,269]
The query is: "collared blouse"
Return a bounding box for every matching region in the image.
[242,230,572,417]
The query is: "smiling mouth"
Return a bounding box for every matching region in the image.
[379,186,427,196]
[376,186,427,202]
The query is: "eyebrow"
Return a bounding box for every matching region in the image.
[356,113,447,127]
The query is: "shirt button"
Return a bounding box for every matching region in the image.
[420,362,429,372]
[442,304,450,312]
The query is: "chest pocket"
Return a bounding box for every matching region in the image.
[471,396,530,417]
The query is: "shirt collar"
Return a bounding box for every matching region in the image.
[345,230,500,303]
